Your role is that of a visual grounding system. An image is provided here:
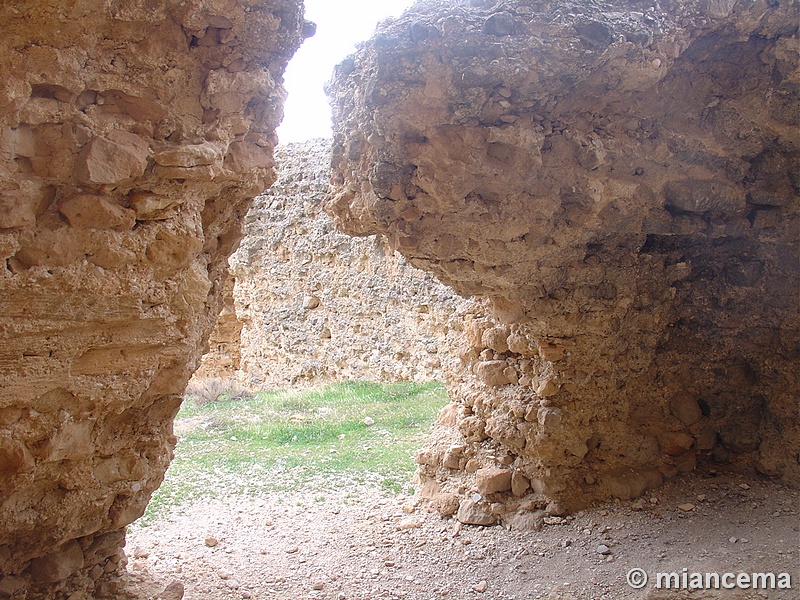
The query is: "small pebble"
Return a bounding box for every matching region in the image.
[158,582,184,600]
[204,536,218,547]
[397,518,421,530]
[677,503,695,512]
[473,580,488,593]
[597,544,611,555]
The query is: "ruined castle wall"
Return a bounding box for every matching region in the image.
[326,0,799,522]
[198,139,466,387]
[195,275,243,379]
[0,1,305,596]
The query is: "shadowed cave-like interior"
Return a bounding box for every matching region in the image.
[0,0,797,597]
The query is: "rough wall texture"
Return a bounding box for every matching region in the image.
[326,0,799,524]
[198,139,465,387]
[195,275,243,378]
[0,1,305,596]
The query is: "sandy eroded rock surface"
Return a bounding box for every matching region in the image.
[0,1,307,596]
[325,0,800,518]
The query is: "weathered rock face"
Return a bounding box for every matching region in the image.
[195,275,243,378]
[197,139,465,386]
[0,0,306,596]
[326,0,799,521]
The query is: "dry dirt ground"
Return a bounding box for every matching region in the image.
[125,465,798,600]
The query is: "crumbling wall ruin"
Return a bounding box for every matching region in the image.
[195,275,243,378]
[326,0,799,524]
[0,1,306,596]
[198,139,465,387]
[2,0,798,595]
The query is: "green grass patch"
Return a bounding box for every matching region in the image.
[137,380,448,526]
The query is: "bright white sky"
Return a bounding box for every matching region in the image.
[276,0,417,143]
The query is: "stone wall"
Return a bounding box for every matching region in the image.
[0,1,306,596]
[196,276,243,379]
[326,0,799,524]
[197,139,466,387]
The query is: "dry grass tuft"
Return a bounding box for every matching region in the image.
[184,377,254,406]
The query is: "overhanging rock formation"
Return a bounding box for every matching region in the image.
[326,0,799,522]
[0,0,306,596]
